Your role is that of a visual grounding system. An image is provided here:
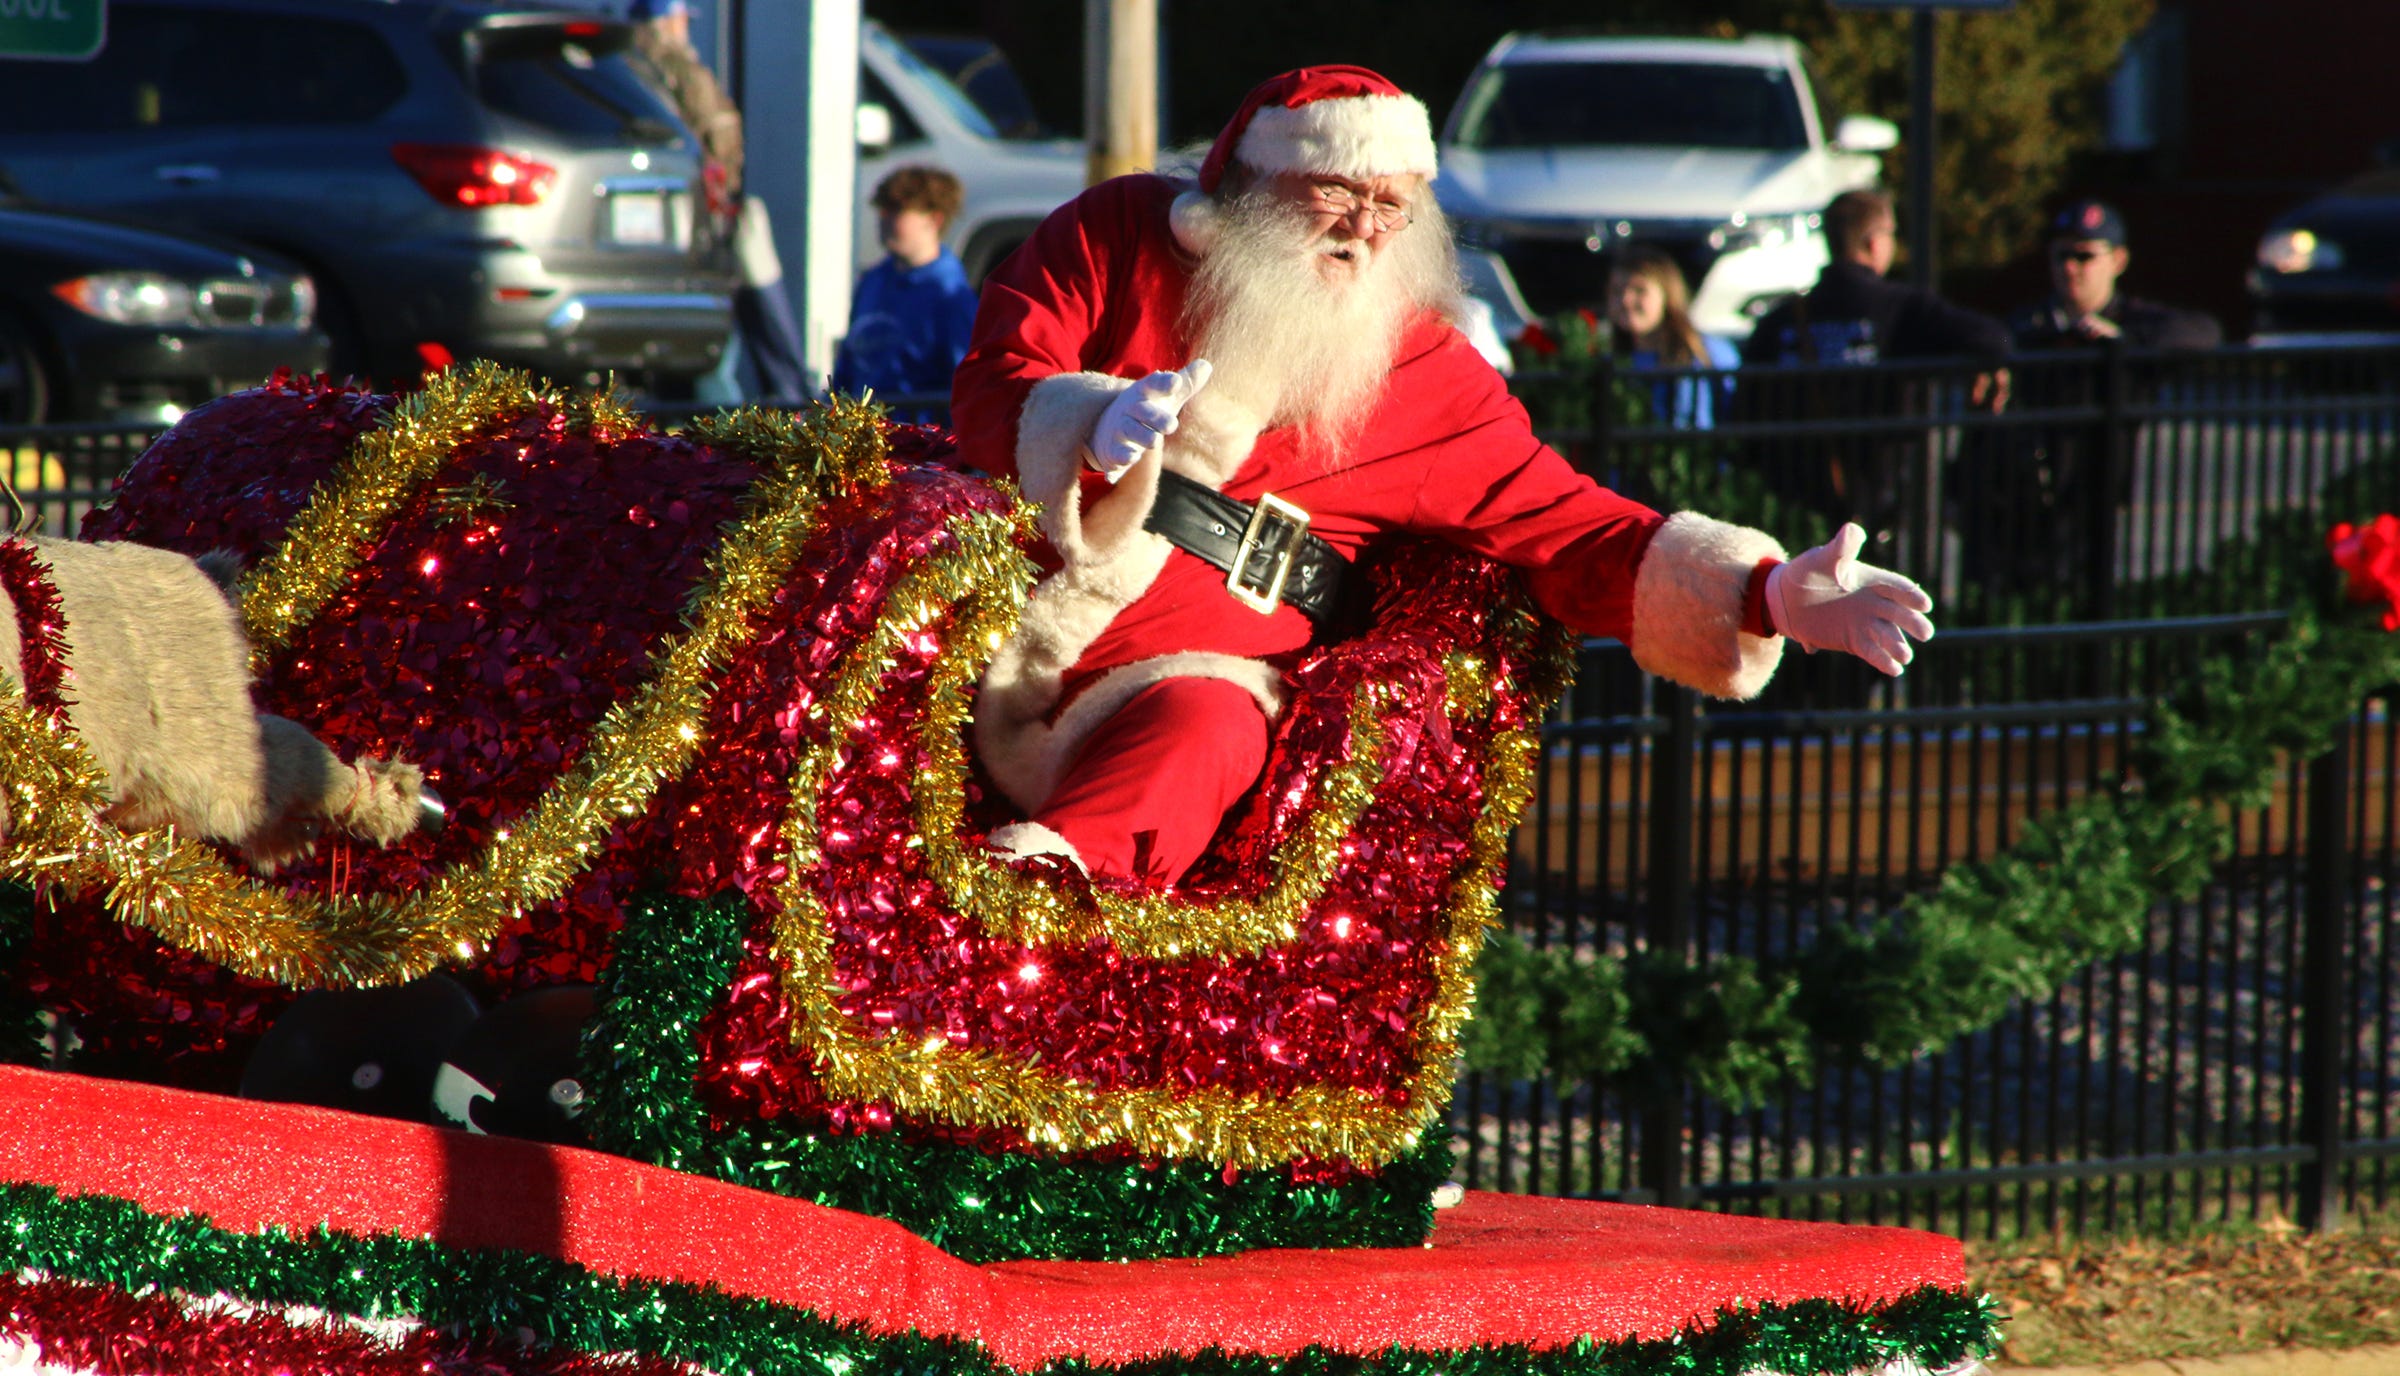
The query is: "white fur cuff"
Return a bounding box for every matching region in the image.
[1628,512,1787,701]
[1016,373,1132,511]
[988,820,1085,873]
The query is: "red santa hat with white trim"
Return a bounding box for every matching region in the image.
[1173,65,1438,251]
[1199,65,1437,192]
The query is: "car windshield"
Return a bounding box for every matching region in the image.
[900,34,1046,139]
[865,26,999,141]
[470,23,683,145]
[1450,60,1808,152]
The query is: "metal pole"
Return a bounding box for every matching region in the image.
[2298,721,2352,1232]
[2094,337,2127,623]
[1639,678,1699,1210]
[1908,7,1937,293]
[741,0,859,391]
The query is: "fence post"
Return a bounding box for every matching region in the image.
[1638,678,1699,1209]
[1592,351,1618,488]
[2298,718,2352,1232]
[2093,338,2128,622]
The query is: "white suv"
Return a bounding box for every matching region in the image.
[1434,32,1897,339]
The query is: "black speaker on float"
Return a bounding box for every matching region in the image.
[239,974,483,1122]
[430,985,598,1146]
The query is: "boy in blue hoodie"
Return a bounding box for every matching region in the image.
[833,166,980,418]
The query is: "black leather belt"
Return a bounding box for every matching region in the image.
[1142,468,1349,624]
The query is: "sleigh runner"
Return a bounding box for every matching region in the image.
[0,371,1994,1374]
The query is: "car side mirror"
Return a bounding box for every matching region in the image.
[1834,114,1900,153]
[856,103,895,153]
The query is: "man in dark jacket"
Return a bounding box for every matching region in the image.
[1739,191,2008,554]
[1746,190,2012,369]
[2008,200,2222,351]
[1960,202,2223,614]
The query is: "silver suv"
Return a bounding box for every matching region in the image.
[0,0,736,394]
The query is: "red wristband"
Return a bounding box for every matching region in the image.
[1743,557,1781,638]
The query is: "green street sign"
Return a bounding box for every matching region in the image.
[0,0,106,61]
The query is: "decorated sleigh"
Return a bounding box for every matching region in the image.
[0,369,1997,1374]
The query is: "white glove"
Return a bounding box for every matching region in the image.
[1763,523,1935,677]
[1084,358,1213,483]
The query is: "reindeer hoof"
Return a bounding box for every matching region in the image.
[415,784,446,837]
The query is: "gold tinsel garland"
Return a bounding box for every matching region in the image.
[0,383,885,989]
[764,519,1565,1168]
[237,362,535,660]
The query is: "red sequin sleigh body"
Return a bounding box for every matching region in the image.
[10,372,1568,1229]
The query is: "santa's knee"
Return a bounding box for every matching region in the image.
[1033,677,1272,884]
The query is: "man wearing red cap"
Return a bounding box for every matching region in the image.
[954,66,1935,884]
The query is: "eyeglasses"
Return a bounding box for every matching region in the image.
[1308,181,1413,233]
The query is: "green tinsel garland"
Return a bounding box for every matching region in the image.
[578,889,1451,1264]
[0,1179,2000,1375]
[1462,462,2400,1106]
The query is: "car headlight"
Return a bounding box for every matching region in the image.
[2257,228,2344,274]
[52,272,200,327]
[288,275,318,331]
[1709,211,1819,255]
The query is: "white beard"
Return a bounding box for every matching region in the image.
[1180,189,1461,460]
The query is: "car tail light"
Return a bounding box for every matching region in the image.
[390,143,557,208]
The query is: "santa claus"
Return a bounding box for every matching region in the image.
[954,65,1933,885]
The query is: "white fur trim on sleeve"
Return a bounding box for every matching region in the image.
[1628,512,1787,701]
[1015,371,1131,516]
[1235,93,1438,185]
[1014,371,1172,566]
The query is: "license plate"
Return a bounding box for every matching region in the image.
[607,192,668,245]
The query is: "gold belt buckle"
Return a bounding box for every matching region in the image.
[1226,491,1311,614]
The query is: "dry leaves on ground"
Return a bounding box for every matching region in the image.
[1969,1221,2400,1368]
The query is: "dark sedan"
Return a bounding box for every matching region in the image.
[2250,168,2400,336]
[0,201,329,425]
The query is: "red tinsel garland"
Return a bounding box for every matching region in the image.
[0,535,71,723]
[0,1270,696,1376]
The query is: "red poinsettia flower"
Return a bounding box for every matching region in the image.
[2328,513,2400,630]
[1517,321,1559,357]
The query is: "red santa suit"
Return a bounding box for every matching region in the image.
[951,74,1788,881]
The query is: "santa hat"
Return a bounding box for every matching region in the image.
[1196,66,1438,195]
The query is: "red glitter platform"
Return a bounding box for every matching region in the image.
[0,1064,1962,1369]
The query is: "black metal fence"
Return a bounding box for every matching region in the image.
[1459,617,2400,1240]
[2,421,168,537]
[1467,339,2400,1239]
[10,347,2400,1241]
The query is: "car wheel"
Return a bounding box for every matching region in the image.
[0,316,52,426]
[960,225,1039,286]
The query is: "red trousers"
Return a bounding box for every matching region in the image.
[1035,677,1270,885]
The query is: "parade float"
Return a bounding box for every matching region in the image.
[0,368,1997,1374]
